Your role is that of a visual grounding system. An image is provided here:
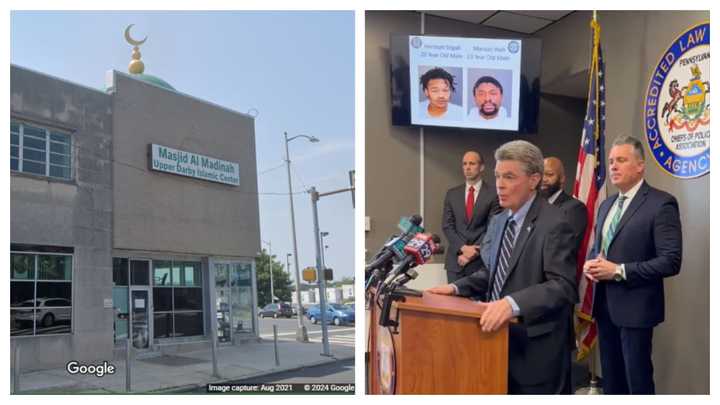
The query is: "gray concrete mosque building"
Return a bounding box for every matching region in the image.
[10,30,261,371]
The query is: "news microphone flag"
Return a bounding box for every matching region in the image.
[392,216,425,257]
[403,233,440,266]
[572,18,607,361]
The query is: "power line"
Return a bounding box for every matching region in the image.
[258,162,285,175]
[13,137,307,196]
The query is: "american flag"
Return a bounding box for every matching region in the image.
[572,19,607,361]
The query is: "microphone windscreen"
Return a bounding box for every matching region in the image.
[409,214,423,226]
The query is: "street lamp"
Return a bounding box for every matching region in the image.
[284,131,319,342]
[261,240,274,304]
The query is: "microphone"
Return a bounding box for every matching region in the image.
[403,232,443,267]
[392,268,419,287]
[377,233,443,325]
[365,215,424,275]
[382,233,444,289]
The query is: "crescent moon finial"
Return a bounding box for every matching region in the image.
[124,24,147,74]
[124,24,147,47]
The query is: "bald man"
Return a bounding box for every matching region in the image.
[441,151,501,283]
[541,157,588,252]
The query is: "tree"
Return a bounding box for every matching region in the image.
[327,276,354,288]
[255,249,294,307]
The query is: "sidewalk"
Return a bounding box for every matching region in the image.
[13,337,355,394]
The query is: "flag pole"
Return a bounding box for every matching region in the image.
[587,9,601,395]
[588,344,601,394]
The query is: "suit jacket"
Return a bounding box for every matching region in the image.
[454,196,577,390]
[441,181,501,276]
[552,191,588,255]
[589,181,682,328]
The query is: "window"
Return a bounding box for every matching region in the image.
[10,121,72,180]
[153,260,203,338]
[11,252,73,336]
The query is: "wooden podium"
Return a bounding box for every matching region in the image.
[367,289,508,394]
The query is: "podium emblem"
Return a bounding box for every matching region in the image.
[377,327,396,394]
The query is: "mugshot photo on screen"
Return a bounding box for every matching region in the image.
[466,68,513,126]
[417,65,464,121]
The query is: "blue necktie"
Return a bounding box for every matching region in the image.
[490,218,517,301]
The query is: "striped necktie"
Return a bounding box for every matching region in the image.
[490,218,517,301]
[602,195,627,255]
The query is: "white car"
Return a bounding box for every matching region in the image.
[13,298,71,327]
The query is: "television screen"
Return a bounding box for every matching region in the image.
[390,34,542,133]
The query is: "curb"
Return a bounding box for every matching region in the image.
[153,353,356,394]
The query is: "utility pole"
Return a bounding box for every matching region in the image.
[261,240,274,304]
[286,253,292,276]
[309,183,354,356]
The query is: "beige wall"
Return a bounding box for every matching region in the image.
[366,10,709,394]
[111,72,261,258]
[539,10,709,394]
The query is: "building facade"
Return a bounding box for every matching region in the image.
[10,65,261,371]
[341,284,354,301]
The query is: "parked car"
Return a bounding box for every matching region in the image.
[305,303,355,326]
[290,303,306,316]
[258,302,293,318]
[13,298,72,327]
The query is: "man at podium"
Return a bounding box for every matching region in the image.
[428,140,577,394]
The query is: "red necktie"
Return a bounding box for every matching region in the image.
[466,186,475,222]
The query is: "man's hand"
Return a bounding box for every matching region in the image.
[458,245,480,267]
[460,245,479,258]
[479,298,513,332]
[584,256,618,281]
[426,284,456,295]
[582,259,598,282]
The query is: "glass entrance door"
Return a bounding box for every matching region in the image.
[214,262,254,344]
[215,263,232,343]
[131,289,150,349]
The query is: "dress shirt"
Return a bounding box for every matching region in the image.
[601,179,645,280]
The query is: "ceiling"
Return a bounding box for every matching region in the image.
[419,10,574,35]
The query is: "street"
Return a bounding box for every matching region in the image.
[185,318,355,393]
[257,317,355,349]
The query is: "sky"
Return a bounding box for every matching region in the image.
[10,11,355,282]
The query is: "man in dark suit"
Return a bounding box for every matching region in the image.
[541,156,588,253]
[584,136,682,394]
[441,150,501,283]
[429,141,578,394]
